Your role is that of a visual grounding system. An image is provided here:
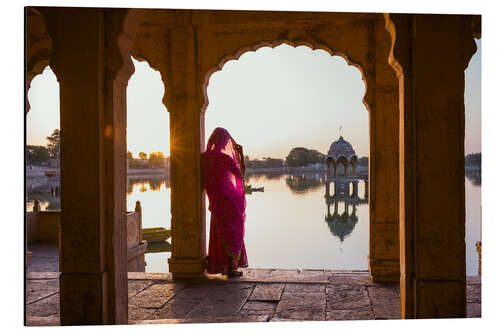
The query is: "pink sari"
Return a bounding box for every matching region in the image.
[202,127,248,275]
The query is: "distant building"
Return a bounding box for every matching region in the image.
[325,135,358,178]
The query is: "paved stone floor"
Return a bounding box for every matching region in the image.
[25,269,481,326]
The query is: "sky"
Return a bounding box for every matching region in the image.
[26,40,481,160]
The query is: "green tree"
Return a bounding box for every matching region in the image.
[149,151,166,168]
[138,152,148,160]
[46,129,60,158]
[27,145,50,165]
[285,147,325,167]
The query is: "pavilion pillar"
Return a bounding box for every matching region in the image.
[368,19,400,283]
[385,13,478,318]
[352,180,359,198]
[39,7,138,324]
[165,24,207,279]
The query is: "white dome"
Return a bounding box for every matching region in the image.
[326,136,357,162]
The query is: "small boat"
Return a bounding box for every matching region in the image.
[244,184,264,193]
[142,227,171,243]
[145,240,171,254]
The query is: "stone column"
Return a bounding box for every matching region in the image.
[352,180,359,198]
[385,13,479,318]
[38,7,139,324]
[368,18,400,283]
[325,181,330,197]
[165,24,207,279]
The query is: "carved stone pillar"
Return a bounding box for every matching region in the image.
[165,24,207,279]
[368,18,400,283]
[385,13,479,318]
[37,7,139,324]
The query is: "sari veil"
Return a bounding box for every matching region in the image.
[202,128,248,272]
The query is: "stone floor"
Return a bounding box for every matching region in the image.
[25,269,482,326]
[27,244,59,273]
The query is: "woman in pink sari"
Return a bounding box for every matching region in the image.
[202,127,248,278]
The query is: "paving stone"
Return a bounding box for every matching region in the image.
[150,283,215,320]
[241,269,328,283]
[367,286,399,300]
[26,293,60,317]
[129,282,187,309]
[326,285,371,310]
[269,317,305,322]
[240,301,277,316]
[27,272,60,279]
[326,306,375,321]
[284,283,325,293]
[26,279,59,304]
[466,284,481,303]
[466,302,481,318]
[24,270,481,324]
[26,315,60,326]
[249,283,284,301]
[275,292,325,321]
[128,280,154,299]
[186,283,254,319]
[131,315,269,324]
[328,274,374,285]
[127,272,173,280]
[128,304,159,321]
[367,286,400,319]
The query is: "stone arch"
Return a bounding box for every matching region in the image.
[26,8,52,113]
[336,156,349,177]
[326,157,336,178]
[201,39,372,116]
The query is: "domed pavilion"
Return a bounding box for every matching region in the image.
[325,135,360,199]
[325,136,358,179]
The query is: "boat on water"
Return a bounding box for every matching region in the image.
[142,227,171,243]
[244,184,264,194]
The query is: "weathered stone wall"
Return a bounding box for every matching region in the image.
[385,13,479,318]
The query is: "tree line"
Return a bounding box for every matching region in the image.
[242,147,371,169]
[127,150,169,169]
[27,129,60,165]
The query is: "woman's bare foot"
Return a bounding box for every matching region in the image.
[227,270,243,278]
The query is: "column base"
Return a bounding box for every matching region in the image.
[369,258,400,283]
[168,256,207,279]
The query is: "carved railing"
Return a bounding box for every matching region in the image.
[26,200,147,271]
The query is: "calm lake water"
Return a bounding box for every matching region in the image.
[124,171,482,276]
[26,171,482,276]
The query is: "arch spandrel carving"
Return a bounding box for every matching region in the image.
[199,27,375,116]
[26,7,52,113]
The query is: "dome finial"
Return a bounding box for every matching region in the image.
[339,126,343,139]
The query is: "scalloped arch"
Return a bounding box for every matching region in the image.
[26,7,53,113]
[201,39,371,115]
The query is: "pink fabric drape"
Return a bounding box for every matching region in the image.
[202,127,248,274]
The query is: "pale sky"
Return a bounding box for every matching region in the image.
[26,40,481,159]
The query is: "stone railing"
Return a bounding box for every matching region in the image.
[26,200,147,272]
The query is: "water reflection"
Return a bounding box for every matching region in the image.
[285,173,324,194]
[324,178,368,242]
[126,174,170,195]
[24,170,480,275]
